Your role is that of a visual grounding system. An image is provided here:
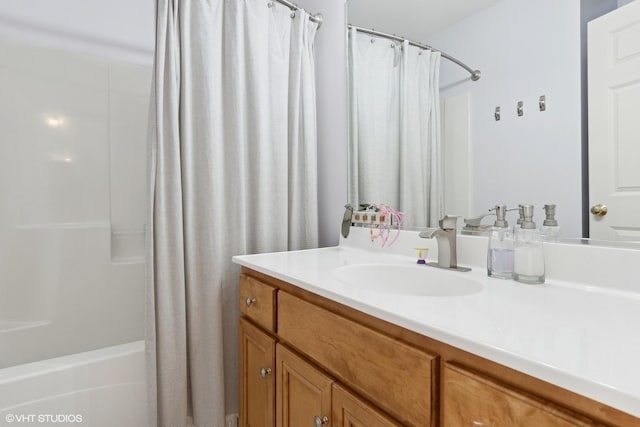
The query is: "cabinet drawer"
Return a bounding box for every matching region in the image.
[239,274,277,332]
[278,292,437,427]
[444,363,599,427]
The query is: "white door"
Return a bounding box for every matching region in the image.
[588,0,640,241]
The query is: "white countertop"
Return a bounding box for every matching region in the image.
[233,235,640,418]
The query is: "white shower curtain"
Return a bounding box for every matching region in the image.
[348,28,402,213]
[146,1,318,426]
[348,29,442,227]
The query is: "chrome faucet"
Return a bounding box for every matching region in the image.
[419,215,471,272]
[462,211,495,233]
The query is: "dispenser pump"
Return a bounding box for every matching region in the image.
[492,205,509,228]
[516,204,525,227]
[520,204,536,229]
[543,204,558,227]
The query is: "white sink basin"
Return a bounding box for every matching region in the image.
[333,264,483,297]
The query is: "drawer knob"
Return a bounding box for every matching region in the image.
[259,367,272,378]
[245,297,257,307]
[313,416,329,427]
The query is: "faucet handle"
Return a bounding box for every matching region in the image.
[463,211,494,227]
[439,215,459,230]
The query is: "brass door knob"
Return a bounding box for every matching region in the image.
[590,204,608,217]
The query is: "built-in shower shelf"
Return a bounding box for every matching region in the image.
[111,230,145,263]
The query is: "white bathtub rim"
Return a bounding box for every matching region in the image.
[0,341,143,384]
[0,381,144,412]
[0,340,145,410]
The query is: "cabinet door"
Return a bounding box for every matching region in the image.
[276,344,333,427]
[239,318,276,427]
[444,363,598,427]
[332,384,402,427]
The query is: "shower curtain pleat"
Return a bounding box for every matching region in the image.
[288,12,319,249]
[146,1,319,426]
[427,53,443,224]
[399,42,443,227]
[348,31,442,227]
[348,29,401,211]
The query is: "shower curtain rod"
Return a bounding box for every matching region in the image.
[272,0,323,28]
[348,24,481,81]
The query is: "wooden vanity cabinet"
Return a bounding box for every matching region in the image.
[276,344,333,427]
[239,272,407,427]
[275,343,404,427]
[443,363,602,427]
[238,269,640,427]
[239,318,276,427]
[277,291,436,426]
[332,384,402,427]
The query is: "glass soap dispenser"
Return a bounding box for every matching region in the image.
[513,204,545,284]
[487,205,515,279]
[540,204,560,242]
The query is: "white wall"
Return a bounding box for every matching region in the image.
[0,0,154,65]
[296,0,349,247]
[442,93,472,218]
[428,0,583,237]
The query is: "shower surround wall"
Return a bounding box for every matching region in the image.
[0,37,150,367]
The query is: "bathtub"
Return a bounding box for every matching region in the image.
[0,341,146,427]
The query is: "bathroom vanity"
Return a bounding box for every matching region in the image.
[234,230,640,427]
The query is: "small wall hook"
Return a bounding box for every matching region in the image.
[494,106,501,121]
[517,101,524,117]
[539,95,546,112]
